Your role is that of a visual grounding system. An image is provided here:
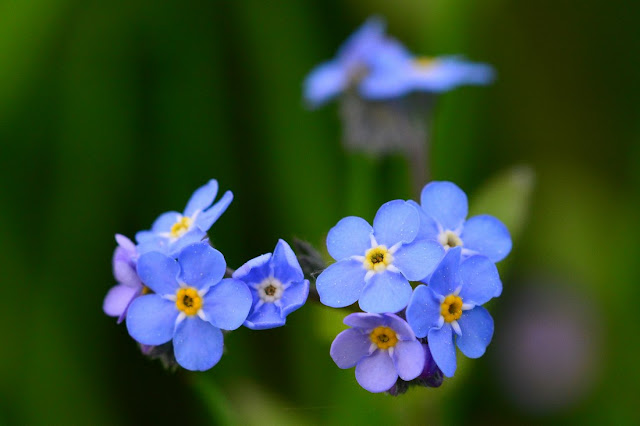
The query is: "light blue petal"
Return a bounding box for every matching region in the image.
[458,255,502,304]
[113,258,141,288]
[135,233,169,255]
[355,350,398,393]
[232,253,272,284]
[151,211,181,233]
[183,179,219,217]
[103,284,138,320]
[343,312,383,331]
[134,230,157,244]
[271,239,304,284]
[337,16,386,61]
[244,302,285,330]
[392,340,425,381]
[393,239,444,281]
[420,181,468,231]
[166,227,207,257]
[428,247,462,297]
[280,279,309,317]
[364,38,412,71]
[359,271,411,314]
[195,190,233,231]
[406,285,442,338]
[202,278,252,331]
[372,200,420,247]
[326,216,373,261]
[456,306,494,359]
[316,260,366,308]
[460,214,512,262]
[359,68,411,99]
[330,329,371,369]
[428,325,457,377]
[126,295,178,345]
[407,200,440,241]
[408,58,494,92]
[136,252,180,296]
[303,60,347,108]
[177,243,226,290]
[383,313,416,341]
[173,317,223,371]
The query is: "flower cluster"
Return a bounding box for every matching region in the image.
[320,181,510,393]
[103,180,309,371]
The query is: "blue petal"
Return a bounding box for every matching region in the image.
[183,179,219,217]
[316,260,366,308]
[392,340,425,381]
[244,302,285,330]
[136,252,180,296]
[195,190,233,231]
[359,271,411,314]
[202,278,252,331]
[364,38,412,71]
[303,60,347,108]
[103,284,138,320]
[420,181,468,231]
[337,16,386,62]
[428,325,457,377]
[355,350,398,393]
[382,313,416,341]
[271,239,304,284]
[326,216,373,261]
[151,211,181,233]
[406,285,442,338]
[372,200,420,247]
[177,243,226,290]
[173,317,223,371]
[113,258,141,288]
[232,253,272,284]
[458,255,502,304]
[461,214,512,262]
[343,312,384,331]
[280,279,309,317]
[408,58,494,92]
[135,233,169,255]
[359,67,411,99]
[115,233,136,251]
[126,295,178,345]
[428,247,462,297]
[456,306,494,359]
[166,227,208,258]
[330,329,371,369]
[407,200,440,241]
[393,239,444,281]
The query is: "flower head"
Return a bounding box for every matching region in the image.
[233,239,310,330]
[135,179,233,257]
[126,242,252,371]
[330,313,425,393]
[406,247,501,377]
[316,200,443,313]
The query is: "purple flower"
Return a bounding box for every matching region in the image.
[330,313,424,393]
[135,179,233,257]
[103,234,146,323]
[233,239,310,330]
[126,242,252,371]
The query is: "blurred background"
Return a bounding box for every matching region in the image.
[1,0,638,424]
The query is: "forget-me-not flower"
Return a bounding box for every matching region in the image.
[406,247,501,377]
[135,179,233,257]
[233,239,309,330]
[126,242,252,371]
[331,313,424,393]
[316,200,443,313]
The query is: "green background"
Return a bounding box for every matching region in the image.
[1,0,638,424]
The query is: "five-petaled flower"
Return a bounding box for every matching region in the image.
[406,247,501,377]
[331,313,425,393]
[233,239,310,330]
[126,242,252,371]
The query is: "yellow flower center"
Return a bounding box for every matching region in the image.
[370,326,398,350]
[170,216,192,238]
[439,230,463,249]
[140,285,152,295]
[440,294,463,323]
[363,246,393,272]
[175,287,202,316]
[414,56,437,69]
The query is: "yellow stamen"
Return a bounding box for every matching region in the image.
[140,285,152,295]
[414,56,437,69]
[440,294,463,323]
[363,246,393,272]
[170,216,192,238]
[370,326,398,350]
[175,287,202,316]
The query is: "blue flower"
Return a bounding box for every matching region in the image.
[135,179,233,257]
[232,239,310,330]
[316,200,443,313]
[406,247,501,377]
[126,242,252,371]
[410,181,512,264]
[330,313,424,393]
[304,16,386,108]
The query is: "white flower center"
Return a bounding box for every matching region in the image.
[257,277,284,303]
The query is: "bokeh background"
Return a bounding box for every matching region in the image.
[1,0,638,424]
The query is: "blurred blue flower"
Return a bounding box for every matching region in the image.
[331,313,424,393]
[233,239,310,330]
[410,181,512,263]
[135,179,233,257]
[316,200,443,313]
[406,247,501,377]
[126,242,252,371]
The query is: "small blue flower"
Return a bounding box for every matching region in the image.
[135,179,233,257]
[316,200,444,313]
[410,181,512,264]
[126,242,252,371]
[103,234,145,323]
[331,313,425,393]
[406,247,501,377]
[232,239,310,330]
